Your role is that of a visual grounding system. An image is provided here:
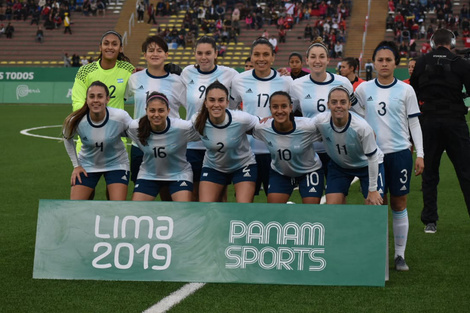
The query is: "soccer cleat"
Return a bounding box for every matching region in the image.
[424,223,437,234]
[395,256,409,271]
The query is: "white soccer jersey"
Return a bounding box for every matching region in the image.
[312,111,383,169]
[181,65,238,150]
[191,110,258,173]
[355,78,421,154]
[68,107,132,172]
[252,117,322,177]
[230,69,293,153]
[125,69,186,120]
[290,72,356,153]
[127,118,200,181]
[290,72,356,117]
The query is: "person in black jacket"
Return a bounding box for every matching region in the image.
[410,28,470,233]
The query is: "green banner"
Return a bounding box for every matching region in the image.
[1,82,73,104]
[0,67,78,82]
[33,200,387,286]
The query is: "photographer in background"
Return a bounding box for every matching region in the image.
[410,29,470,233]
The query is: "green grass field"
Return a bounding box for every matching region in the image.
[1,104,469,312]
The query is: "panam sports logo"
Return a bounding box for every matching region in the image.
[16,85,40,100]
[225,220,326,271]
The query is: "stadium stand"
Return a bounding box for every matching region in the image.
[0,0,124,65]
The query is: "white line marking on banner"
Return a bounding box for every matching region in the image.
[143,283,206,313]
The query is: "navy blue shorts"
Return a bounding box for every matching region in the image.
[200,164,258,185]
[74,170,129,189]
[383,149,413,196]
[134,179,193,197]
[326,161,385,198]
[186,149,205,183]
[268,168,324,198]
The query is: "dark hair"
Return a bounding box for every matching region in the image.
[342,57,359,72]
[63,81,109,139]
[245,56,251,63]
[194,36,218,67]
[432,28,454,46]
[142,35,168,53]
[372,40,400,65]
[195,35,217,51]
[138,92,170,145]
[269,91,295,123]
[194,81,228,135]
[306,37,329,56]
[251,37,275,55]
[289,52,303,62]
[98,30,131,63]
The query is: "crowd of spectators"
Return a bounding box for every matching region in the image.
[144,0,350,58]
[386,0,470,59]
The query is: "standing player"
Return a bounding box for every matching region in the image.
[355,41,424,271]
[127,92,199,201]
[252,91,324,203]
[125,35,186,185]
[312,86,384,206]
[230,37,294,196]
[402,58,417,84]
[72,31,135,112]
[290,37,356,175]
[288,52,309,80]
[63,81,132,200]
[181,36,238,201]
[193,81,259,203]
[339,57,365,91]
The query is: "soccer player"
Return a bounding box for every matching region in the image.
[193,81,259,203]
[312,86,384,206]
[62,81,132,200]
[180,36,238,201]
[71,30,135,156]
[127,92,199,201]
[288,52,309,80]
[339,57,365,91]
[355,41,424,271]
[290,37,356,175]
[252,91,324,203]
[71,31,135,112]
[230,37,293,196]
[402,58,417,84]
[125,35,186,184]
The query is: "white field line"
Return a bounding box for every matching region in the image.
[20,125,63,141]
[144,177,360,312]
[143,282,206,313]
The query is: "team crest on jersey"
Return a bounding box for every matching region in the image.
[117,78,124,83]
[246,88,253,93]
[367,96,373,101]
[305,94,312,99]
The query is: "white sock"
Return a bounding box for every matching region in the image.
[393,209,408,259]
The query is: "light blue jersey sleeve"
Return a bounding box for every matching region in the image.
[76,107,131,172]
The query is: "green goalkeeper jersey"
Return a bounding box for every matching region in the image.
[71,60,135,111]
